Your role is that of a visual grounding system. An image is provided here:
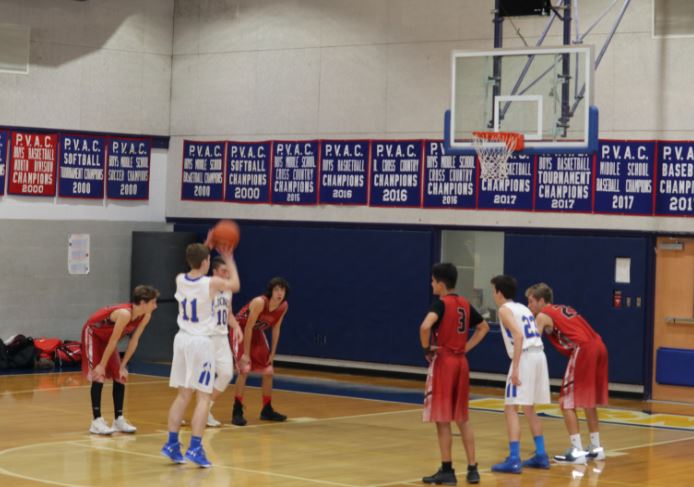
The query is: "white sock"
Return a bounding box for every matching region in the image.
[570,434,583,450]
[589,432,601,448]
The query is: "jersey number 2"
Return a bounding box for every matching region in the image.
[457,307,468,334]
[181,298,199,322]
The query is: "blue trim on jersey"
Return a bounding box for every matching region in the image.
[184,274,204,282]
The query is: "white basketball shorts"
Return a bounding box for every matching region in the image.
[169,331,216,393]
[504,347,551,406]
[211,334,233,391]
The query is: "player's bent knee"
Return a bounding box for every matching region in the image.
[214,370,233,391]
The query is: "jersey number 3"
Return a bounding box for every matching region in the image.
[457,307,468,334]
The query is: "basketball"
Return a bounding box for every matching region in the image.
[210,219,240,250]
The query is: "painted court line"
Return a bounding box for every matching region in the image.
[65,441,361,487]
[0,466,88,487]
[4,378,168,395]
[2,415,693,487]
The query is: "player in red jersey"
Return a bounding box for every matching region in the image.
[81,285,159,435]
[420,263,489,485]
[230,277,290,426]
[526,282,609,464]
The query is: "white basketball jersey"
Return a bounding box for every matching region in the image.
[175,273,215,336]
[211,291,232,336]
[499,301,544,359]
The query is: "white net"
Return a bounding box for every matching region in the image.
[472,132,523,180]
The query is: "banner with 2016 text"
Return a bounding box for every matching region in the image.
[319,140,369,205]
[369,140,422,208]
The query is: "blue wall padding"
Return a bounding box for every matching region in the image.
[499,233,650,385]
[176,222,435,366]
[656,348,694,387]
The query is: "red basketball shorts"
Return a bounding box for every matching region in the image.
[232,328,273,375]
[423,351,470,423]
[560,339,608,409]
[81,325,124,383]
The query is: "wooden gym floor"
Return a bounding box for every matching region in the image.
[1,366,693,487]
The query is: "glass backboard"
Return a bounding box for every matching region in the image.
[447,46,597,153]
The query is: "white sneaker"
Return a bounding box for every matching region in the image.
[554,447,588,464]
[585,445,606,461]
[206,412,221,427]
[89,417,115,435]
[112,416,137,433]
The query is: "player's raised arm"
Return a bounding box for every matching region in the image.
[210,248,240,295]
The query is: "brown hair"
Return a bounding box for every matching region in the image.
[185,243,210,270]
[525,282,553,303]
[131,285,160,304]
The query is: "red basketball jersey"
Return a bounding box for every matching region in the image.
[235,296,288,332]
[431,294,476,353]
[541,304,602,355]
[84,303,144,341]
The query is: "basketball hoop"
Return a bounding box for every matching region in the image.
[472,131,524,180]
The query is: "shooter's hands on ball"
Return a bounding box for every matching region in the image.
[216,244,234,258]
[204,229,214,249]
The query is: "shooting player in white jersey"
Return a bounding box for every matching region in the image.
[161,243,240,467]
[206,256,243,427]
[490,275,551,474]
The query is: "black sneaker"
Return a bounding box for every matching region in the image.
[260,403,287,422]
[231,400,247,426]
[466,464,480,484]
[422,467,457,485]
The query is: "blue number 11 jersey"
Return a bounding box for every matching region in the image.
[175,273,215,336]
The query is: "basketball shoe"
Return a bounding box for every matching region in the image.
[260,403,287,421]
[492,456,522,474]
[89,417,115,435]
[112,416,137,433]
[422,467,457,485]
[185,446,212,468]
[206,411,221,427]
[522,452,551,469]
[554,447,588,464]
[161,442,186,464]
[585,444,606,461]
[466,463,480,484]
[231,400,247,426]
